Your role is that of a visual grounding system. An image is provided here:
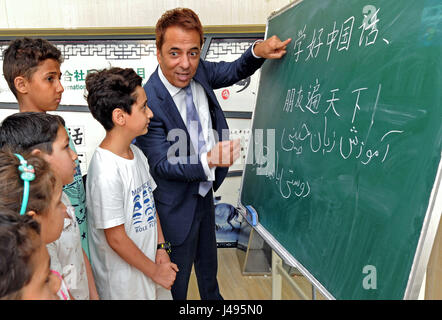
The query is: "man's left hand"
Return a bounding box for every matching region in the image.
[254,36,292,59]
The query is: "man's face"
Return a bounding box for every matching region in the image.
[157,26,201,88]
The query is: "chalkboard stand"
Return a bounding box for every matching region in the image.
[236,218,272,275]
[238,206,335,299]
[272,251,311,300]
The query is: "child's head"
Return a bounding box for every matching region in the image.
[2,37,64,112]
[0,112,77,185]
[0,150,65,244]
[85,67,153,135]
[0,211,61,300]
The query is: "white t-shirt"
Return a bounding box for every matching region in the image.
[48,192,89,300]
[86,145,169,300]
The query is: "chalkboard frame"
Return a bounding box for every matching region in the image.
[237,0,442,300]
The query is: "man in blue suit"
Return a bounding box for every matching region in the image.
[136,8,291,300]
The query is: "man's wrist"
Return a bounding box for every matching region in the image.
[201,152,216,176]
[206,150,215,168]
[252,40,264,59]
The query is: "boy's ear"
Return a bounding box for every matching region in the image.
[112,108,126,127]
[30,148,42,157]
[14,76,29,94]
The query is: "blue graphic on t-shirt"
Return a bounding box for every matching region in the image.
[132,194,143,225]
[131,183,156,231]
[143,188,156,223]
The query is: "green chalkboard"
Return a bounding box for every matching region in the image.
[240,0,442,299]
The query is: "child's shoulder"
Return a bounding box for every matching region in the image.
[88,147,120,174]
[131,144,149,162]
[130,143,143,154]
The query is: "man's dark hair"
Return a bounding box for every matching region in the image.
[0,210,41,300]
[85,67,142,131]
[155,8,204,51]
[2,37,63,98]
[0,112,65,154]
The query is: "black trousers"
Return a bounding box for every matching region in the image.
[170,190,223,300]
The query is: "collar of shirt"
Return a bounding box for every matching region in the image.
[158,66,186,98]
[157,65,216,181]
[157,66,193,126]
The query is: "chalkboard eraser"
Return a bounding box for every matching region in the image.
[245,205,258,226]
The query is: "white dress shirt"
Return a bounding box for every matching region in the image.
[158,67,216,181]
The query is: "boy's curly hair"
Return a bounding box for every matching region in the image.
[85,67,142,131]
[2,37,63,98]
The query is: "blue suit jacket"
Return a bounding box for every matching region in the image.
[136,46,265,246]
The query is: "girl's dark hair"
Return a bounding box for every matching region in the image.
[0,210,41,300]
[2,37,63,98]
[0,112,65,155]
[0,150,57,216]
[85,67,142,131]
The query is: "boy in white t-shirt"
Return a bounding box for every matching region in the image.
[85,67,178,300]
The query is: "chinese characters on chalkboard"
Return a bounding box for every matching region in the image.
[253,5,407,201]
[293,5,384,63]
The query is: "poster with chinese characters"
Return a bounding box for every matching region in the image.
[56,40,158,106]
[0,39,158,172]
[0,40,158,105]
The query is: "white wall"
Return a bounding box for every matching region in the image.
[0,0,292,29]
